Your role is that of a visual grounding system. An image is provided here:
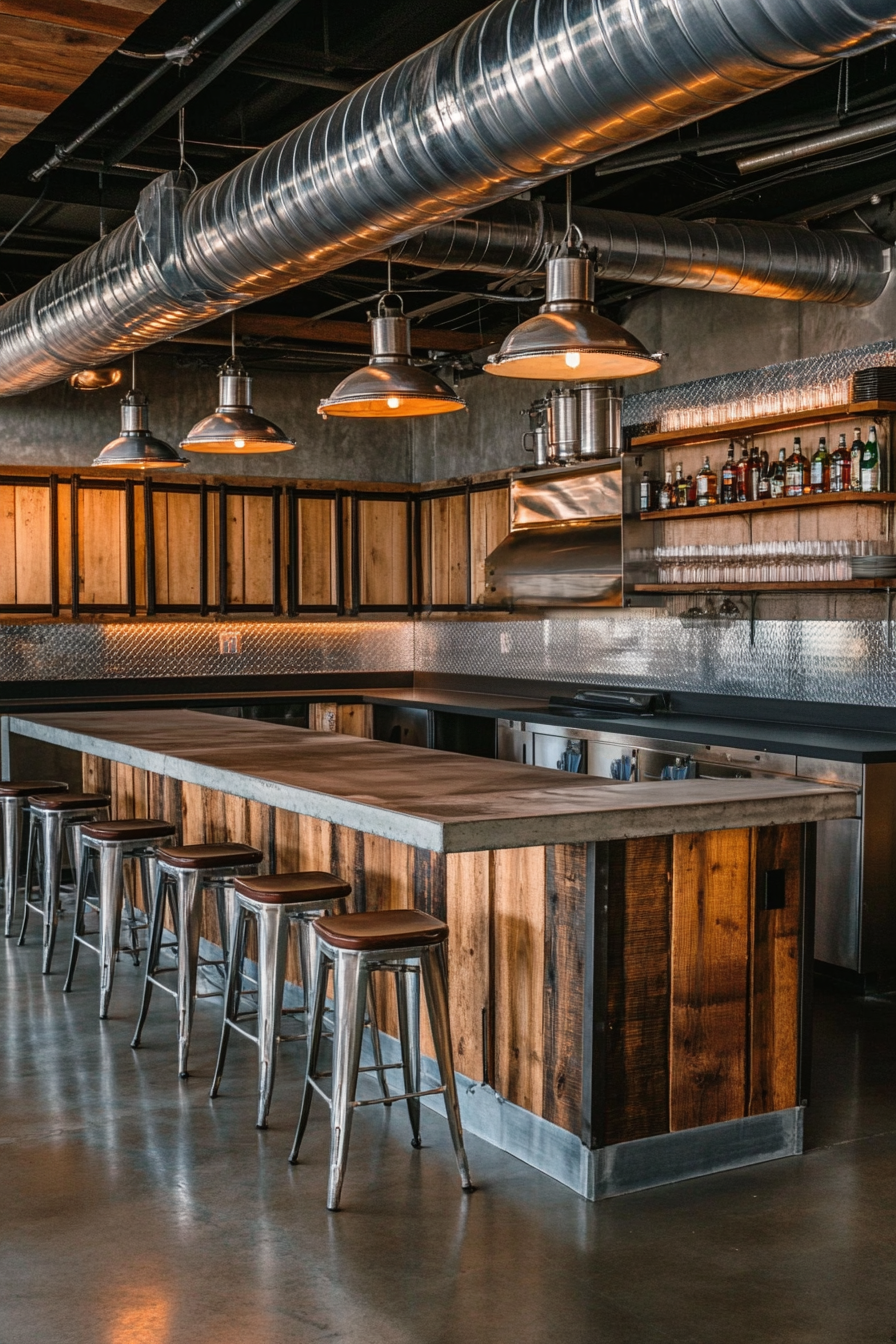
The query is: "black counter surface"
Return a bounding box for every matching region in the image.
[3,672,896,764]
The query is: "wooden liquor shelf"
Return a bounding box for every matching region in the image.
[630,400,896,451]
[640,491,896,521]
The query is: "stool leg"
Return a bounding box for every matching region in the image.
[98,842,125,1019]
[395,966,422,1148]
[17,815,40,945]
[2,799,23,938]
[62,839,92,993]
[366,982,391,1104]
[327,949,369,1211]
[41,812,64,974]
[289,942,330,1164]
[210,906,247,1101]
[421,943,473,1192]
[176,871,204,1078]
[253,904,290,1128]
[131,868,167,1049]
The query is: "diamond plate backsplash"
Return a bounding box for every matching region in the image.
[624,338,896,426]
[0,621,414,681]
[415,616,896,707]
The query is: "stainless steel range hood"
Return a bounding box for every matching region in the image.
[481,458,657,609]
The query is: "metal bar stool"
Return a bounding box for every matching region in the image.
[210,871,353,1128]
[18,792,111,974]
[131,841,263,1077]
[289,908,473,1211]
[63,818,178,1017]
[0,781,69,937]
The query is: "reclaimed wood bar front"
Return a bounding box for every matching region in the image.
[8,710,855,1198]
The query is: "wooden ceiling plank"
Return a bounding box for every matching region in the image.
[0,1,145,38]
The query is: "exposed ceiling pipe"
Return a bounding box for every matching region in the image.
[737,110,896,174]
[385,201,892,306]
[2,0,896,397]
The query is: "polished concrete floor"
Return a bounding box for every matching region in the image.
[2,933,895,1344]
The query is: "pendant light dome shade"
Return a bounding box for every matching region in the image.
[318,296,465,418]
[180,356,295,453]
[92,388,187,470]
[485,254,662,381]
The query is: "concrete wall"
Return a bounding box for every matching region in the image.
[0,351,413,483]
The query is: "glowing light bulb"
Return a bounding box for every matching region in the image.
[564,351,581,369]
[233,438,245,448]
[387,396,400,409]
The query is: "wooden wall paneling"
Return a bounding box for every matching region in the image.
[469,487,510,606]
[14,484,52,605]
[297,496,336,607]
[358,498,408,607]
[362,832,415,1041]
[82,753,112,796]
[604,835,672,1144]
[445,850,491,1085]
[670,828,752,1130]
[492,846,546,1114]
[224,490,246,606]
[340,493,353,613]
[242,494,273,607]
[419,498,433,606]
[749,824,801,1116]
[542,843,588,1135]
[429,493,468,606]
[308,702,339,734]
[307,702,373,737]
[147,769,183,840]
[56,482,72,607]
[165,490,203,607]
[151,490,170,606]
[79,487,127,606]
[414,848,447,923]
[0,484,15,604]
[205,488,219,609]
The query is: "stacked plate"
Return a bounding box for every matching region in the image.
[851,366,896,403]
[850,554,896,579]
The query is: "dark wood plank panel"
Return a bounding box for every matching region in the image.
[605,834,672,1144]
[493,846,546,1115]
[445,850,491,1086]
[670,828,751,1131]
[749,824,801,1116]
[542,843,587,1134]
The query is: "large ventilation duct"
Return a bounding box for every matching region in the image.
[1,0,895,396]
[387,201,891,306]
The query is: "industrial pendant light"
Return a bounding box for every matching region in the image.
[484,178,661,382]
[318,257,465,418]
[92,355,188,470]
[180,316,295,453]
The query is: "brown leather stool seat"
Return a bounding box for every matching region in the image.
[81,819,176,844]
[314,908,449,952]
[234,871,352,904]
[0,781,68,798]
[156,842,263,870]
[29,792,110,810]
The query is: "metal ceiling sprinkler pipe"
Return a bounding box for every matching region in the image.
[1,0,895,395]
[736,110,896,174]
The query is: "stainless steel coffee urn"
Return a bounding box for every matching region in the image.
[577,381,622,458]
[546,387,579,462]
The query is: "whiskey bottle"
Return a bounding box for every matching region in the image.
[735,446,750,503]
[831,433,850,492]
[639,470,657,512]
[785,437,809,497]
[809,436,830,494]
[673,461,685,507]
[849,428,864,492]
[721,443,737,504]
[770,447,786,498]
[658,470,674,510]
[861,425,880,492]
[747,443,763,501]
[686,474,697,506]
[696,456,718,506]
[757,450,772,499]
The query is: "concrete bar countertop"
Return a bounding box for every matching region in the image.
[9,709,857,853]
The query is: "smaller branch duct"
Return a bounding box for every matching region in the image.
[386,202,892,307]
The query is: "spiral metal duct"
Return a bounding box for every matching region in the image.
[1,0,895,395]
[387,201,892,305]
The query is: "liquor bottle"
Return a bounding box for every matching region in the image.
[849,428,864,492]
[757,450,772,500]
[696,456,718,506]
[747,443,763,501]
[686,474,697,506]
[673,461,685,507]
[861,425,881,493]
[770,447,786,498]
[831,432,850,492]
[639,470,657,512]
[720,443,737,504]
[658,470,674,510]
[735,446,750,503]
[785,436,809,497]
[809,436,830,494]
